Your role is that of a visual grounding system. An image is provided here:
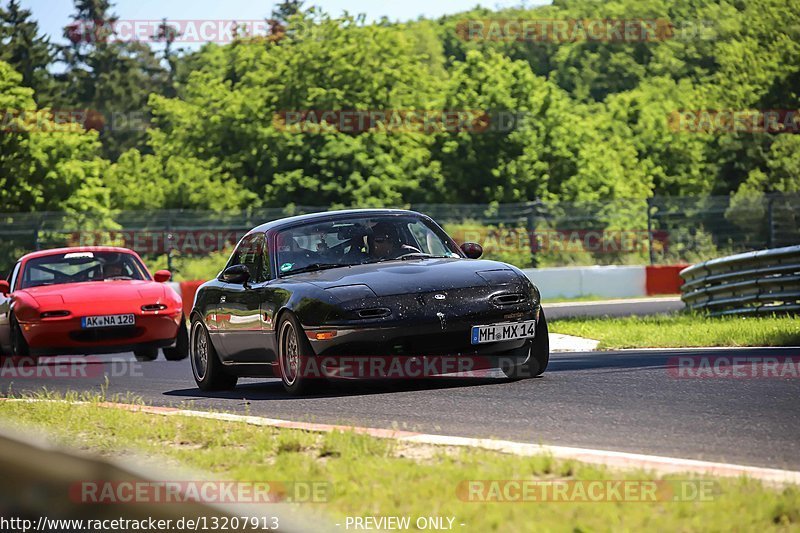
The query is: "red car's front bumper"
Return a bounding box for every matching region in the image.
[20,311,181,356]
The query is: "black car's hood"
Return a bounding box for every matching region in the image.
[291,258,522,297]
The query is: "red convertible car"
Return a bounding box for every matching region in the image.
[0,247,188,362]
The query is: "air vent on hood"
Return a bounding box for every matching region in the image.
[491,293,525,306]
[40,310,70,318]
[142,303,168,311]
[358,307,391,319]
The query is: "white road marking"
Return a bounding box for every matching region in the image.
[4,398,797,487]
[549,333,600,352]
[545,296,682,308]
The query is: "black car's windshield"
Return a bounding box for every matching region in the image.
[275,216,462,276]
[21,251,149,289]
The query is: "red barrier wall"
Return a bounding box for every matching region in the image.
[646,265,687,295]
[180,280,205,318]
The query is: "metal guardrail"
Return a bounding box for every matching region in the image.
[680,245,800,316]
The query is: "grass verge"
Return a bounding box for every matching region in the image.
[550,314,800,349]
[1,392,798,531]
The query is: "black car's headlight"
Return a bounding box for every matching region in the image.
[324,284,377,303]
[523,278,541,306]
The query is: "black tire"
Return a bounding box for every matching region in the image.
[9,314,38,366]
[190,318,237,391]
[10,314,29,357]
[277,313,318,396]
[501,309,549,380]
[133,347,159,362]
[163,316,189,361]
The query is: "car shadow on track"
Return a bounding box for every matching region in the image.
[162,375,529,401]
[548,351,672,374]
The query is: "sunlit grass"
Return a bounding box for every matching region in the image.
[1,393,798,531]
[550,314,800,349]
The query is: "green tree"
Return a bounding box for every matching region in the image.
[56,0,168,159]
[0,0,54,102]
[144,11,445,207]
[0,60,111,216]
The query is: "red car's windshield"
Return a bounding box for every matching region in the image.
[20,251,149,289]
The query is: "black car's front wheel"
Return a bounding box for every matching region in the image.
[277,313,318,396]
[190,319,237,391]
[502,309,549,380]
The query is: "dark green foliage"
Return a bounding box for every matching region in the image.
[0,0,797,213]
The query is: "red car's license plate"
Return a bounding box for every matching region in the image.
[81,314,135,328]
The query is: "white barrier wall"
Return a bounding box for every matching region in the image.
[522,266,647,299]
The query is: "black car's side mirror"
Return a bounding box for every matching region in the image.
[221,264,251,285]
[460,242,483,259]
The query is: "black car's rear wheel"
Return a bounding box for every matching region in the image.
[277,314,318,396]
[163,316,189,361]
[190,319,237,391]
[502,309,549,380]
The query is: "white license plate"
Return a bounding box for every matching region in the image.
[471,320,536,345]
[81,314,135,328]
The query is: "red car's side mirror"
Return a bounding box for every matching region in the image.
[0,280,9,295]
[154,270,172,283]
[460,242,483,259]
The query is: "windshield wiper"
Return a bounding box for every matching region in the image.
[370,254,450,264]
[284,263,345,275]
[399,253,453,260]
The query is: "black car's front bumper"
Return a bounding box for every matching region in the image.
[305,306,541,358]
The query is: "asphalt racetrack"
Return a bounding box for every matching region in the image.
[2,346,798,472]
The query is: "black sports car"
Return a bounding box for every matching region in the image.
[189,209,548,394]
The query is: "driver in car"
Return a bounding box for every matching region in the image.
[103,262,126,279]
[367,222,420,260]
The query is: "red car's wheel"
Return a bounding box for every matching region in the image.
[163,316,189,361]
[134,348,158,361]
[9,314,38,366]
[10,315,29,357]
